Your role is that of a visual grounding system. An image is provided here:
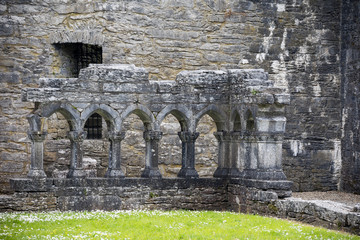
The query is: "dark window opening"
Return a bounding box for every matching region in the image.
[84,113,102,139]
[53,43,102,77]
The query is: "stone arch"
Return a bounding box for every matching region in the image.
[35,102,81,131]
[156,105,192,131]
[194,105,228,131]
[81,104,120,132]
[27,114,46,133]
[120,104,155,131]
[244,108,256,132]
[28,102,81,179]
[230,108,242,132]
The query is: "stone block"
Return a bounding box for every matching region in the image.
[10,178,53,192]
[176,70,228,85]
[0,72,19,84]
[57,195,122,211]
[256,117,286,133]
[0,162,24,173]
[79,64,149,84]
[0,23,13,36]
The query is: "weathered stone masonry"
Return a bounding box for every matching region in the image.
[22,64,290,184]
[0,0,351,193]
[341,0,360,194]
[0,1,359,230]
[7,64,292,211]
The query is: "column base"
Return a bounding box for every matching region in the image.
[243,169,287,181]
[229,168,243,178]
[213,167,230,178]
[213,168,242,178]
[177,168,199,178]
[27,169,47,178]
[141,168,162,179]
[67,169,86,178]
[105,169,125,178]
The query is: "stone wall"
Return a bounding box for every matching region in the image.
[340,0,360,193]
[0,0,348,193]
[228,183,360,235]
[6,178,229,212]
[3,178,358,235]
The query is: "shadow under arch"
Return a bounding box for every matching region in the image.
[156,105,191,131]
[194,105,228,132]
[32,102,81,131]
[81,104,121,132]
[120,104,155,131]
[230,108,242,132]
[244,108,256,132]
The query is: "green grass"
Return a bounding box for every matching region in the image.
[0,210,358,239]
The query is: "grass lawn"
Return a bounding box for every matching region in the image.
[0,210,359,239]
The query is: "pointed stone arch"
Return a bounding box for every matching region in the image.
[81,104,121,132]
[36,102,81,131]
[120,104,155,131]
[156,105,192,131]
[195,105,228,132]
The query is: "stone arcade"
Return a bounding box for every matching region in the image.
[10,64,292,211]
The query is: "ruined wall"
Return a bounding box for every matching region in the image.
[228,183,360,235]
[5,178,229,212]
[340,0,360,193]
[280,1,342,191]
[0,0,343,193]
[4,178,358,235]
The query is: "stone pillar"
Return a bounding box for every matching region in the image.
[27,131,47,178]
[141,130,162,178]
[213,131,241,178]
[241,133,259,179]
[255,134,287,180]
[67,131,87,178]
[229,132,242,178]
[105,131,126,178]
[250,116,287,180]
[177,131,199,178]
[213,131,228,178]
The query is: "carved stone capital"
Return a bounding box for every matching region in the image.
[213,131,231,142]
[257,133,284,141]
[67,131,87,142]
[143,130,163,142]
[108,131,126,141]
[178,131,199,142]
[229,131,243,141]
[28,131,47,142]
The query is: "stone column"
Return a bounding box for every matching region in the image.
[241,133,258,179]
[67,131,87,178]
[255,134,287,180]
[213,131,232,178]
[249,116,287,180]
[141,130,162,178]
[27,131,47,178]
[177,131,199,178]
[105,131,126,178]
[229,132,242,178]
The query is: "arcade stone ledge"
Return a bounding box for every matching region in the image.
[22,64,290,106]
